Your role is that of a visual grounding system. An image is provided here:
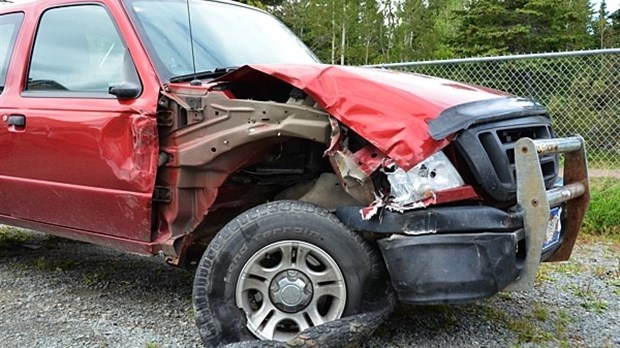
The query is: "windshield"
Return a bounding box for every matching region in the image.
[125,0,319,82]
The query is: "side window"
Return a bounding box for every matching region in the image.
[0,12,24,94]
[26,5,140,95]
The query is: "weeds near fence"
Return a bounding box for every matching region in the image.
[583,178,620,238]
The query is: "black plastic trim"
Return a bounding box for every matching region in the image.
[428,97,547,140]
[378,230,523,304]
[336,206,523,234]
[453,115,558,203]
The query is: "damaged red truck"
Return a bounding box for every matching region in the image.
[0,0,590,346]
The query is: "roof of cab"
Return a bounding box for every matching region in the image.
[1,0,51,14]
[0,0,262,14]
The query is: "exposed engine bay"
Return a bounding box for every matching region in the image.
[154,82,481,263]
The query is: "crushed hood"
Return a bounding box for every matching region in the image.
[218,64,512,170]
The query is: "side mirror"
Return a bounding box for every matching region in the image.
[108,82,141,100]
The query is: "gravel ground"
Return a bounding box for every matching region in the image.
[0,229,618,348]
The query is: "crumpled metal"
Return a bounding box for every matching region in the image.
[220,64,505,170]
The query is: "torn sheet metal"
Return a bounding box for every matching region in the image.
[387,195,437,214]
[219,64,507,170]
[360,194,437,221]
[353,145,389,175]
[329,149,377,205]
[325,116,342,154]
[360,195,387,221]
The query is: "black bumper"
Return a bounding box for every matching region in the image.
[377,231,523,304]
[336,206,529,304]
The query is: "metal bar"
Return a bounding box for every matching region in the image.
[548,136,590,262]
[504,137,549,292]
[364,48,620,68]
[505,135,590,291]
[547,182,586,207]
[532,137,583,155]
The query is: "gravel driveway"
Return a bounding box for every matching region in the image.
[1,228,618,348]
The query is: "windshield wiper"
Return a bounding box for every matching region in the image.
[169,66,239,83]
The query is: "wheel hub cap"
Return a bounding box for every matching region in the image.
[270,270,313,313]
[235,240,347,341]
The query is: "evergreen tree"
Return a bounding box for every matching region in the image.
[451,0,530,56]
[451,0,593,56]
[428,0,465,58]
[518,0,593,52]
[592,0,614,48]
[610,9,620,47]
[237,0,602,63]
[346,1,385,65]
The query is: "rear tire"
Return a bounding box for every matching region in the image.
[192,201,384,347]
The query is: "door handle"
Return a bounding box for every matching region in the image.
[7,114,26,127]
[3,114,26,132]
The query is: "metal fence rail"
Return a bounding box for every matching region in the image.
[368,49,620,175]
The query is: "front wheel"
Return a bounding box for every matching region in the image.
[192,201,384,347]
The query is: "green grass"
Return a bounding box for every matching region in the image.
[26,256,76,272]
[555,260,586,275]
[0,226,30,248]
[532,304,549,322]
[479,304,554,344]
[555,310,571,348]
[571,281,609,313]
[535,263,556,285]
[582,178,620,239]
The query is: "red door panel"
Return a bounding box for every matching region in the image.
[0,1,161,242]
[0,102,157,239]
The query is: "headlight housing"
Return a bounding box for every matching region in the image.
[387,151,464,206]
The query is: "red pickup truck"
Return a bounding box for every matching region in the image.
[0,0,590,346]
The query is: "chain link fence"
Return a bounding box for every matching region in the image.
[368,49,620,176]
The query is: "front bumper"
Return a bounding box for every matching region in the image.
[377,231,524,303]
[337,136,589,304]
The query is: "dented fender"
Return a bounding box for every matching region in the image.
[219,64,509,170]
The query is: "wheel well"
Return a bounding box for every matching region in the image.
[155,87,378,265]
[190,138,339,245]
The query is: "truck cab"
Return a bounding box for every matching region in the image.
[0,0,589,346]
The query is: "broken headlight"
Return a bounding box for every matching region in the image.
[386,151,464,205]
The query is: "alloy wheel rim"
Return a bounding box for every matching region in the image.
[235,240,346,341]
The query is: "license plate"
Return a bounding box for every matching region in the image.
[544,207,562,249]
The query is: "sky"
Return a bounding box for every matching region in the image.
[594,0,620,13]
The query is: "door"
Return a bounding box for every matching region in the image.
[0,4,158,241]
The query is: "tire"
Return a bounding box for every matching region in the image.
[193,201,385,347]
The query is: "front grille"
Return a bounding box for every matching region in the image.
[454,115,559,203]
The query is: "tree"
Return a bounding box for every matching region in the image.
[346,1,385,64]
[270,0,335,62]
[451,0,530,56]
[593,0,611,48]
[427,0,465,58]
[610,9,620,47]
[518,0,593,52]
[380,0,463,62]
[451,0,593,56]
[238,0,603,63]
[236,0,285,7]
